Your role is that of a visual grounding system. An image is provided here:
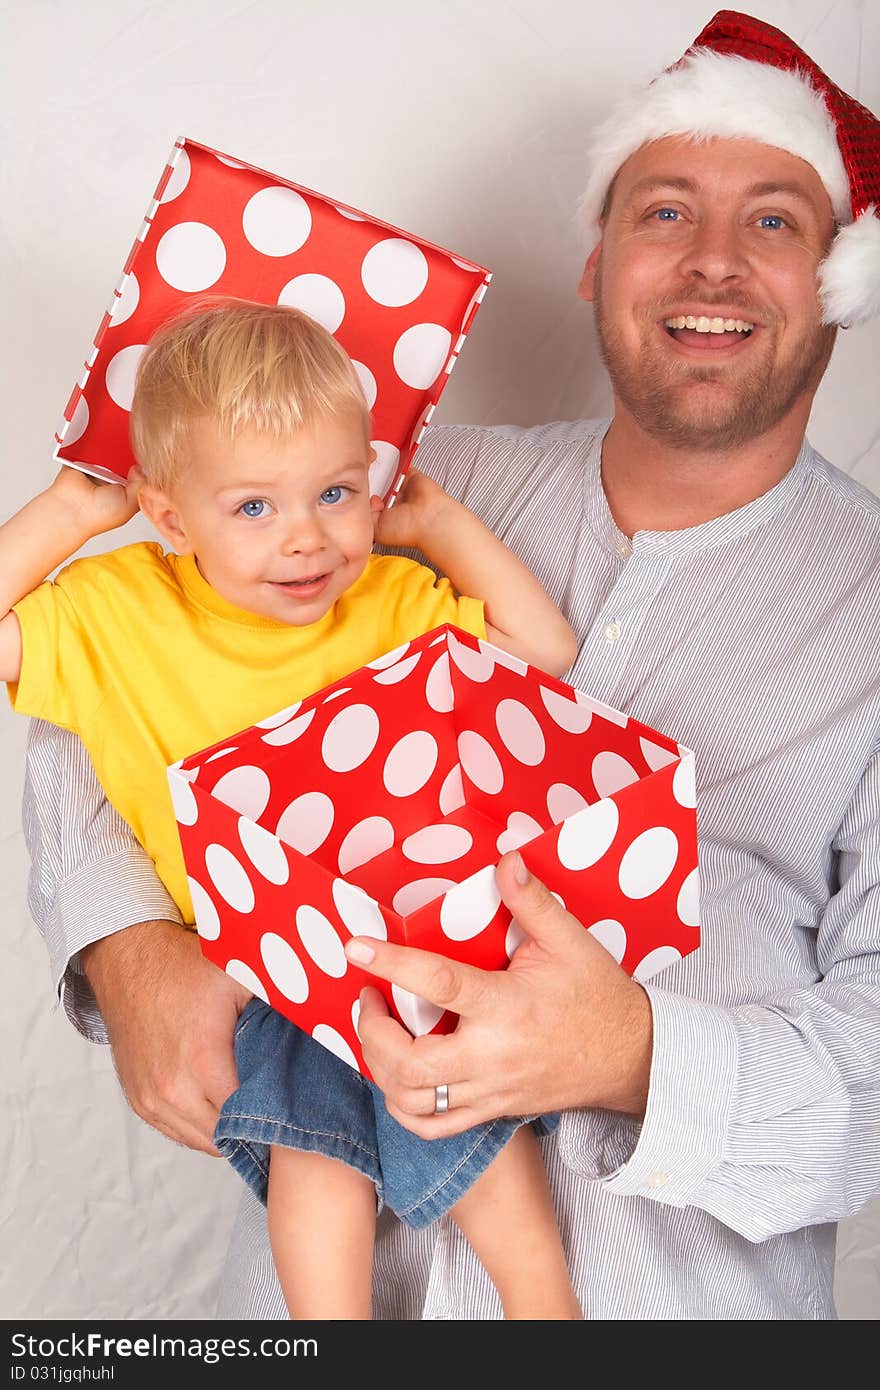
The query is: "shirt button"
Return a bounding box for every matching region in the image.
[616,538,631,558]
[603,620,621,643]
[647,1171,669,1189]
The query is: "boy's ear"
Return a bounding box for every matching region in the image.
[577,242,602,304]
[137,483,194,554]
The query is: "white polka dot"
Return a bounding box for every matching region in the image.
[619,827,679,899]
[402,823,473,864]
[547,782,589,824]
[393,323,452,390]
[590,698,629,729]
[496,699,546,766]
[438,762,466,814]
[160,149,190,203]
[490,645,529,675]
[188,877,220,940]
[224,959,269,1002]
[587,918,627,963]
[440,866,501,941]
[277,273,345,332]
[335,205,364,220]
[105,344,147,410]
[322,704,380,773]
[391,984,443,1037]
[155,222,226,292]
[496,811,543,854]
[673,756,697,808]
[458,731,504,795]
[352,360,377,410]
[109,272,140,326]
[175,763,199,783]
[261,709,316,746]
[368,644,409,670]
[426,651,454,713]
[676,867,700,927]
[557,798,619,871]
[63,394,89,446]
[312,1023,359,1069]
[238,818,289,885]
[215,153,245,168]
[633,945,682,983]
[257,701,302,729]
[505,918,528,959]
[591,751,640,799]
[392,877,456,916]
[351,997,362,1038]
[640,737,679,772]
[276,791,335,855]
[324,687,351,703]
[296,904,347,978]
[369,441,400,497]
[205,747,238,763]
[383,731,438,797]
[449,632,494,682]
[362,238,429,307]
[205,844,255,913]
[331,879,388,939]
[169,766,198,825]
[337,817,395,875]
[539,686,593,734]
[242,185,312,255]
[260,932,309,1003]
[212,765,271,819]
[373,653,422,686]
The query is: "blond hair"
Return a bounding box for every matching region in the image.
[130,299,370,487]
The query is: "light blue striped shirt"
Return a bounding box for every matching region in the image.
[24,420,880,1318]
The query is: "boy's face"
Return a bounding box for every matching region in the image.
[146,410,381,625]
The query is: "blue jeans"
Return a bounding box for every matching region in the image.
[214,998,558,1229]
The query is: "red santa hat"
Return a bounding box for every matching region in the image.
[580,10,880,326]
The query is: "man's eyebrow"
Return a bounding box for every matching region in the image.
[626,175,817,206]
[626,176,698,197]
[743,180,816,206]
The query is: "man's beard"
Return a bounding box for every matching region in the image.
[592,263,835,452]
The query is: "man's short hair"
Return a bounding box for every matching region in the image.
[130,299,370,487]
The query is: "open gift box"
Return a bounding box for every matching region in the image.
[53,136,490,498]
[169,626,699,1078]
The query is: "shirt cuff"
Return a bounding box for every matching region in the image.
[588,985,739,1205]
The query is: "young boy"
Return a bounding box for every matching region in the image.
[2,300,581,1319]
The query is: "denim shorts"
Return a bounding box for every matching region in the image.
[214,998,559,1230]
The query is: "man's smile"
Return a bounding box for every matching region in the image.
[658,310,761,359]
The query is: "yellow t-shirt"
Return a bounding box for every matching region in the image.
[10,543,484,922]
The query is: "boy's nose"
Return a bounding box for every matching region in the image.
[282,514,326,556]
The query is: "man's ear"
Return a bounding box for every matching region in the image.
[577,243,602,304]
[138,483,194,554]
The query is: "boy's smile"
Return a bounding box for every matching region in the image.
[142,411,381,625]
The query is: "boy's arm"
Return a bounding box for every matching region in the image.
[375,471,578,677]
[0,467,141,683]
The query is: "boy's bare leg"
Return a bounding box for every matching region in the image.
[267,1146,376,1319]
[450,1125,582,1319]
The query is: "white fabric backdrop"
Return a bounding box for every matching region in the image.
[2,0,878,1319]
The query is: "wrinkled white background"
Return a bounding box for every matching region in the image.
[1,0,878,1319]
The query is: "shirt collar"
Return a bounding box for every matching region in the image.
[583,423,815,560]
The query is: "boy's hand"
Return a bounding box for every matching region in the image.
[48,464,143,541]
[373,469,453,550]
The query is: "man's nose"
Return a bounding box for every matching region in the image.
[677,214,749,287]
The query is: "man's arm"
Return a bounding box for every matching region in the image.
[24,719,250,1152]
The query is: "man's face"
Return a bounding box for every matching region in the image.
[579,136,837,451]
[156,411,380,625]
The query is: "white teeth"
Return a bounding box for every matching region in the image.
[663,315,755,334]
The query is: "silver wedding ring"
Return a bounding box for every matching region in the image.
[433,1083,450,1115]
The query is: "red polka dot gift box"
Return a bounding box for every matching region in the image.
[53,137,491,497]
[169,625,699,1077]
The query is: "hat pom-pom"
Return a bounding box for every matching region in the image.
[819,207,880,326]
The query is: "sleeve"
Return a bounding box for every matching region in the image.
[23,718,183,1044]
[10,571,104,731]
[557,740,880,1242]
[378,557,485,643]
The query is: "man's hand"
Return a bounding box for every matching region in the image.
[81,920,252,1154]
[345,852,654,1139]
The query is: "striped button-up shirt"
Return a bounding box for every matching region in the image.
[24,420,880,1319]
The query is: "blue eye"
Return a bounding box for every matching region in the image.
[759,215,786,230]
[239,499,267,518]
[320,486,348,505]
[655,207,679,221]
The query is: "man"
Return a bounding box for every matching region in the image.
[25,11,880,1318]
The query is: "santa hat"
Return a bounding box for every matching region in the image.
[581,10,880,326]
